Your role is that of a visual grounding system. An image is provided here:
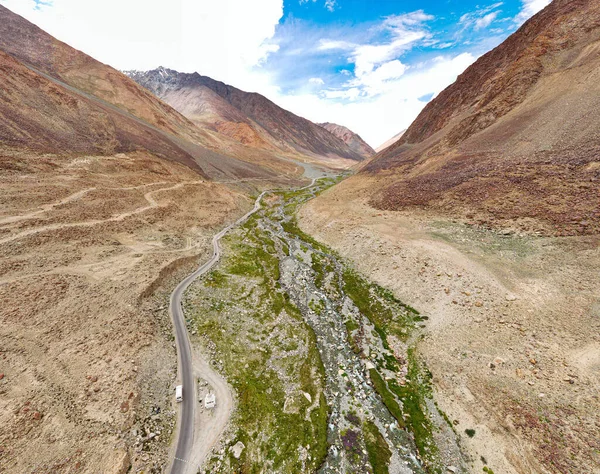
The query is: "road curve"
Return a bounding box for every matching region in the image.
[168,190,267,474]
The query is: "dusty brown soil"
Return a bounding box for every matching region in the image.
[0,148,254,473]
[298,176,600,474]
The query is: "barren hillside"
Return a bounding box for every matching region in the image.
[363,0,600,236]
[0,5,308,473]
[298,2,600,473]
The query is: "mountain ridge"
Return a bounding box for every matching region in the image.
[125,67,365,162]
[362,0,600,236]
[317,122,375,159]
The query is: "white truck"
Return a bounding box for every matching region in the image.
[175,385,183,403]
[205,393,216,409]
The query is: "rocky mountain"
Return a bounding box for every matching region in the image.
[0,5,299,180]
[360,0,600,236]
[317,122,375,159]
[375,130,406,153]
[126,67,365,162]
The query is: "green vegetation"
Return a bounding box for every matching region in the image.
[387,348,440,473]
[483,467,495,474]
[188,211,328,473]
[368,369,405,428]
[363,420,392,474]
[342,267,420,346]
[465,428,476,438]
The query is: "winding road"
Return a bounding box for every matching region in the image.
[168,190,268,474]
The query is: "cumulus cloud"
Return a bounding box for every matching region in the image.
[308,77,325,85]
[276,52,476,147]
[318,10,433,98]
[475,11,500,30]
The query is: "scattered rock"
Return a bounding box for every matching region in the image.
[302,392,312,403]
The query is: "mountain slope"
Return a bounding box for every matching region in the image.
[317,122,375,159]
[362,0,600,236]
[375,130,406,153]
[126,67,365,162]
[0,5,299,180]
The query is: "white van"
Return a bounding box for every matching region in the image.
[175,385,183,403]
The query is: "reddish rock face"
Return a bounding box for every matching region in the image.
[362,0,600,236]
[318,122,375,159]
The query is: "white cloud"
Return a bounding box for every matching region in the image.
[318,39,355,51]
[326,10,433,97]
[0,1,482,149]
[325,0,336,12]
[459,3,503,32]
[274,52,477,147]
[515,0,551,24]
[0,0,283,92]
[475,11,500,30]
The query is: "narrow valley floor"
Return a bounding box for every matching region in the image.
[181,178,465,473]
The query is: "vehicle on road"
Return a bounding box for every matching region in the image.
[205,393,216,409]
[175,385,183,403]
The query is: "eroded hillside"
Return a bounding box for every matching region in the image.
[363,0,600,237]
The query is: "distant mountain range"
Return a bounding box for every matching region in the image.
[0,4,368,184]
[125,67,369,162]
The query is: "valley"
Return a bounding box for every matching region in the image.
[179,177,464,473]
[1,0,599,473]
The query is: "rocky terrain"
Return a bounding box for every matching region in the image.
[299,177,600,474]
[125,68,366,162]
[362,0,600,237]
[0,146,262,473]
[0,5,312,473]
[296,2,600,473]
[317,123,375,159]
[183,180,464,473]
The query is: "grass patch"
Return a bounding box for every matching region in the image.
[363,420,391,474]
[387,348,440,473]
[368,369,405,429]
[190,218,328,473]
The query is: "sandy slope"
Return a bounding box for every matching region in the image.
[0,148,254,473]
[298,177,600,474]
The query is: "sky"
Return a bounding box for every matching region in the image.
[1,0,551,148]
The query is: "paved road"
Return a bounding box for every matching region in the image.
[168,191,267,474]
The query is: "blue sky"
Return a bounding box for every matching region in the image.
[1,0,551,147]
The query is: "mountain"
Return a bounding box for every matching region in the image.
[125,67,365,162]
[361,0,600,236]
[375,130,406,153]
[317,122,375,159]
[0,5,301,180]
